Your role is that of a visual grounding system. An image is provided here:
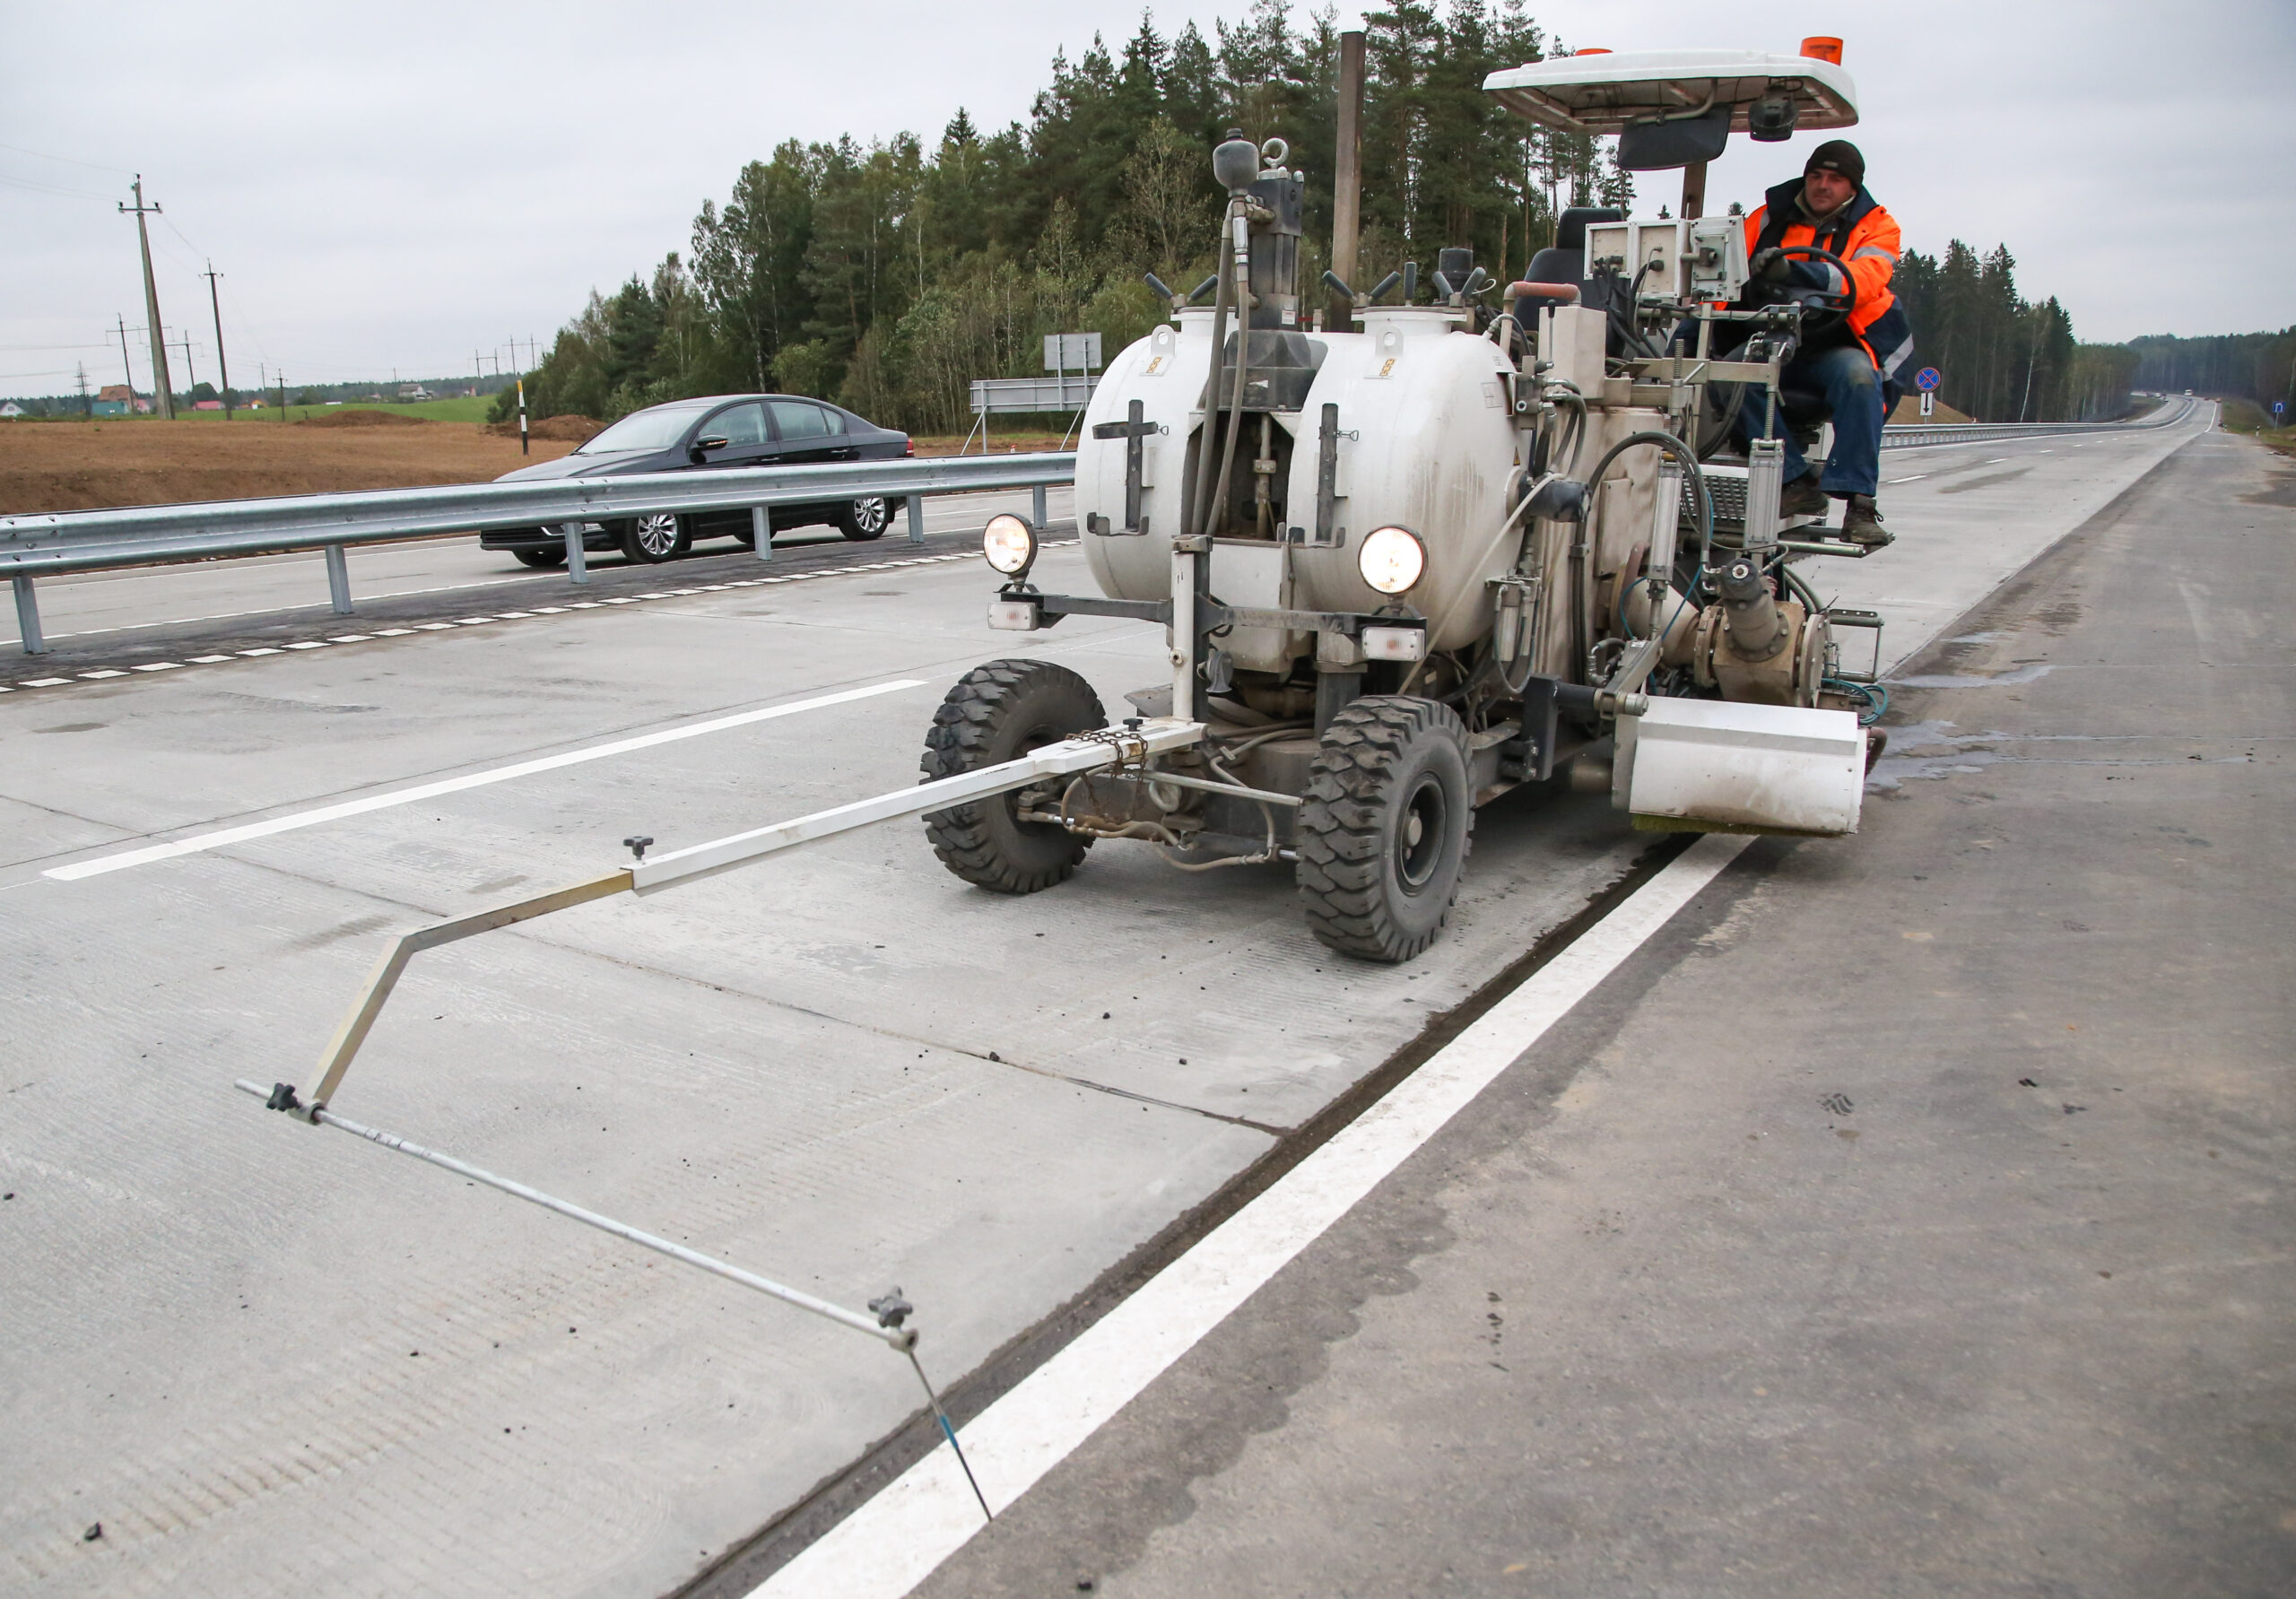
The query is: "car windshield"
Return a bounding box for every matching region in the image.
[573,404,711,455]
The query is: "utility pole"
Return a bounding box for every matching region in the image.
[175,333,197,402]
[116,314,136,404]
[119,176,176,419]
[204,263,233,418]
[278,369,287,421]
[75,364,91,420]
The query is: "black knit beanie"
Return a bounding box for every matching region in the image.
[1805,139,1866,187]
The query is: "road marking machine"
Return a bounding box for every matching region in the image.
[240,40,1891,1508]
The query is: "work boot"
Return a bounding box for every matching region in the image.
[1841,495,1892,546]
[1779,474,1829,518]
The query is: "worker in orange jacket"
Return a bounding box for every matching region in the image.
[1735,140,1914,545]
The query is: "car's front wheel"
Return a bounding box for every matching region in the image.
[512,546,567,569]
[619,513,689,563]
[837,497,891,541]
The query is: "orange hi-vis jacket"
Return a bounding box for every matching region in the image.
[1741,177,1913,383]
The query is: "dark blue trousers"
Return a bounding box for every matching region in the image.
[1739,343,1884,497]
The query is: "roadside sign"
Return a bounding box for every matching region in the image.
[2276,401,2286,417]
[1043,333,1103,374]
[1919,392,1935,417]
[1914,367,1941,393]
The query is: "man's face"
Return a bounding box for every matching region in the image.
[1804,167,1857,215]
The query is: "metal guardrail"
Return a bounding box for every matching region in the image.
[1880,398,2196,450]
[1,396,2201,656]
[2,452,1075,655]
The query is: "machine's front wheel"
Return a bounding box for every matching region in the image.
[1296,696,1474,962]
[921,659,1105,894]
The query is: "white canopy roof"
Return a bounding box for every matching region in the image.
[1483,49,1857,136]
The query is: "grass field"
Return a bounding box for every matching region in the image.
[190,395,500,424]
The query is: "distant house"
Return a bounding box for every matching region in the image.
[0,402,23,419]
[193,399,224,412]
[397,384,431,401]
[93,383,135,417]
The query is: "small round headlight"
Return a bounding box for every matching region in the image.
[1357,526,1426,595]
[982,513,1037,576]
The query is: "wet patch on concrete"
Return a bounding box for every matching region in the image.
[1891,662,2054,689]
[1866,720,2263,792]
[1940,468,2032,494]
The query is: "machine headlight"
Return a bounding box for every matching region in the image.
[982,513,1037,577]
[1357,526,1426,595]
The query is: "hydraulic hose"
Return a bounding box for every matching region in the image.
[1206,205,1254,538]
[1570,430,1715,677]
[1187,200,1239,543]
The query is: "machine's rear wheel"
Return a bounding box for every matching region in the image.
[921,659,1105,894]
[1296,696,1474,962]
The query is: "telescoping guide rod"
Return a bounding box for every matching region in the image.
[241,715,1205,1521]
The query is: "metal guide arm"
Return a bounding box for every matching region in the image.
[293,717,1206,1112]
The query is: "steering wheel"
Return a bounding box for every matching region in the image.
[1764,244,1858,337]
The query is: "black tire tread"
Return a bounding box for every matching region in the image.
[921,658,1103,893]
[1295,696,1473,962]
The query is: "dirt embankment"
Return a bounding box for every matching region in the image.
[482,414,604,443]
[0,419,579,514]
[1888,395,1972,425]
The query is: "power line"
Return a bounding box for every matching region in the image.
[0,139,136,176]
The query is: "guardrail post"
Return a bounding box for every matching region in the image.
[12,574,46,656]
[906,493,926,546]
[752,506,772,562]
[561,523,588,585]
[324,544,354,615]
[1032,483,1048,531]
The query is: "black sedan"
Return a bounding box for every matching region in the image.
[483,394,912,566]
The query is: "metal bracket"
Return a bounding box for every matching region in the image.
[1090,399,1158,534]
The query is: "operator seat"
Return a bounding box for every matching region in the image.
[1518,206,1626,323]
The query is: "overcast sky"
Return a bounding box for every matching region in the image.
[4,0,2290,395]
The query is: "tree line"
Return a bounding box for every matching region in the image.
[2125,328,2296,415]
[501,0,1637,435]
[1891,241,2138,422]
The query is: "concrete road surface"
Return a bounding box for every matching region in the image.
[912,423,2296,1598]
[0,408,2228,1597]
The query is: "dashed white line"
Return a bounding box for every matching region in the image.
[41,677,930,882]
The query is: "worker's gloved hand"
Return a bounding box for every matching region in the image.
[1752,248,1836,294]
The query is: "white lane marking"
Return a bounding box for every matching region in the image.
[755,834,1752,1599]
[21,677,69,687]
[41,678,928,882]
[1886,474,1927,483]
[5,542,1054,691]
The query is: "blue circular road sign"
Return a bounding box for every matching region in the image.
[1914,367,1942,393]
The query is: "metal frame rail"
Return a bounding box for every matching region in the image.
[2,452,1074,655]
[235,715,1204,1523]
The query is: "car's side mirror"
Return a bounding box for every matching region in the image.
[690,434,729,463]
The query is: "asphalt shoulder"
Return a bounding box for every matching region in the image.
[911,430,2296,1597]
